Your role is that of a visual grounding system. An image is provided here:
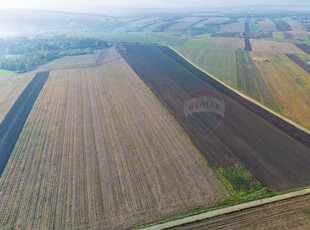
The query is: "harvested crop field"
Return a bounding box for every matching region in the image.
[0,73,34,123]
[175,47,238,87]
[220,20,244,33]
[38,53,96,70]
[287,19,306,32]
[38,50,111,71]
[165,17,204,32]
[120,45,310,191]
[253,53,310,130]
[0,71,49,176]
[257,19,277,32]
[174,194,310,230]
[235,50,278,110]
[250,39,304,54]
[287,53,310,74]
[0,48,227,229]
[207,37,245,50]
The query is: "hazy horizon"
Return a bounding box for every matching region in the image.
[0,0,309,12]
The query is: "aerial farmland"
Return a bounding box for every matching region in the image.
[0,3,310,230]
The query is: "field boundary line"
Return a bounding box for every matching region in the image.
[141,188,310,230]
[169,46,310,135]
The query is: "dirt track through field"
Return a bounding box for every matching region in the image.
[142,188,310,230]
[0,71,49,176]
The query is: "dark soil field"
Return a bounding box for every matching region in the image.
[244,22,250,33]
[286,53,310,74]
[295,43,310,55]
[244,38,252,51]
[272,20,293,31]
[120,45,310,191]
[0,71,49,176]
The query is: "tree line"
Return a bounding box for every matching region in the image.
[0,37,109,72]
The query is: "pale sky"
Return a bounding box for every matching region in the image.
[0,0,308,11]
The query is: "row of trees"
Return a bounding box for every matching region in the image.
[0,37,109,72]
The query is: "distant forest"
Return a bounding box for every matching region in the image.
[0,37,109,72]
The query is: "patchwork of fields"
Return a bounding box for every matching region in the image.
[120,45,310,191]
[253,53,310,129]
[0,48,227,229]
[175,36,310,130]
[0,11,310,230]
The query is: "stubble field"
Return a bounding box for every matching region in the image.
[253,53,310,129]
[0,73,34,122]
[207,38,245,50]
[0,48,227,229]
[250,39,304,54]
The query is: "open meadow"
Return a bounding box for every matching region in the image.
[175,47,238,87]
[0,48,227,229]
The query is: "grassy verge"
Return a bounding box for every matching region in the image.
[134,164,278,230]
[215,164,275,203]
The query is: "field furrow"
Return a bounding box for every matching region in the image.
[120,45,310,191]
[0,48,226,230]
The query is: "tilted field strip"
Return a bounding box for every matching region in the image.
[120,45,310,191]
[0,71,49,176]
[286,53,310,74]
[271,19,293,32]
[162,46,310,146]
[244,22,250,33]
[252,53,310,130]
[244,38,252,51]
[235,50,279,111]
[0,74,34,123]
[174,47,239,88]
[295,43,310,55]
